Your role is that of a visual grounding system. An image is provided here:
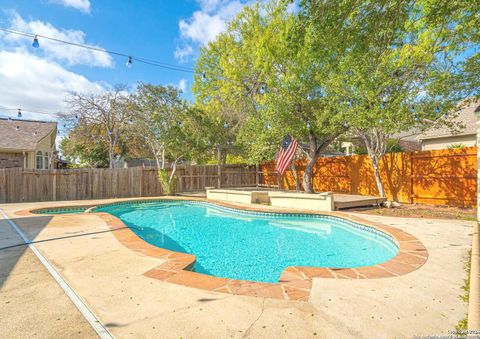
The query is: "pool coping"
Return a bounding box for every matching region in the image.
[18,197,428,302]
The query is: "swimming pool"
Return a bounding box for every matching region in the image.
[96,200,399,283]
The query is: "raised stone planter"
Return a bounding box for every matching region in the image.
[206,188,270,205]
[268,191,334,212]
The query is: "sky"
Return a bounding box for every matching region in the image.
[0,0,252,122]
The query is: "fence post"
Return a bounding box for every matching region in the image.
[409,152,414,204]
[52,170,57,201]
[217,164,222,188]
[0,169,5,203]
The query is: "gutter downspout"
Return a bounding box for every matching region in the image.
[468,109,480,330]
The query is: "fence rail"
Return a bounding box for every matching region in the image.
[0,164,257,204]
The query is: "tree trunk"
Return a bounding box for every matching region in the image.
[291,162,299,191]
[217,148,227,165]
[302,155,317,193]
[161,148,165,169]
[108,143,114,169]
[302,133,319,193]
[372,159,386,198]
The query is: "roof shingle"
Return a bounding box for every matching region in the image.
[418,101,479,140]
[0,118,57,151]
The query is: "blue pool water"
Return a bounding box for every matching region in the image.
[96,201,398,283]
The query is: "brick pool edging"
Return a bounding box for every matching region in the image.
[20,197,428,301]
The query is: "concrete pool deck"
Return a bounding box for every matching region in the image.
[0,198,472,338]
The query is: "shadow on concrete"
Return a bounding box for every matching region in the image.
[0,214,128,289]
[0,215,53,289]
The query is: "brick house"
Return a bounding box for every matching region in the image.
[0,118,57,169]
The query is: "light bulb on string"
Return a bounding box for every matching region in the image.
[32,35,39,48]
[17,109,22,118]
[223,121,229,129]
[15,125,20,131]
[410,105,415,112]
[7,117,12,123]
[343,121,349,130]
[259,85,266,95]
[306,122,311,129]
[126,56,133,68]
[202,73,206,81]
[307,94,312,101]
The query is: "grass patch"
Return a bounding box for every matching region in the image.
[455,249,471,332]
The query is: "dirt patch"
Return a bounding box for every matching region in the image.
[352,204,476,221]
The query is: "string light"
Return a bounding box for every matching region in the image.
[259,85,266,95]
[17,109,22,118]
[126,56,133,68]
[0,105,59,117]
[223,121,229,129]
[307,94,312,101]
[0,27,195,74]
[15,125,20,131]
[343,121,349,130]
[32,35,39,48]
[306,122,311,129]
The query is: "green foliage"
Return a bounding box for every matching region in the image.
[59,129,111,168]
[132,83,213,166]
[193,1,355,191]
[455,249,472,331]
[158,169,177,195]
[386,140,404,153]
[448,143,467,149]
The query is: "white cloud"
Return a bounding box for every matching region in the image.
[178,79,187,93]
[175,0,248,60]
[174,44,194,61]
[49,0,91,13]
[3,13,113,67]
[0,50,103,120]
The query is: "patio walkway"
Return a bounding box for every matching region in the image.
[0,198,472,338]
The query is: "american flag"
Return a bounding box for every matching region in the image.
[276,135,298,176]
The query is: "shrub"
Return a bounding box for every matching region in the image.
[158,169,177,195]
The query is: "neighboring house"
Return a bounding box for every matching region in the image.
[0,118,57,169]
[418,101,479,151]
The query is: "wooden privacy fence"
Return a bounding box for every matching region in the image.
[0,164,257,204]
[260,146,477,207]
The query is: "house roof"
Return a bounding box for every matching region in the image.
[0,118,57,152]
[418,101,479,140]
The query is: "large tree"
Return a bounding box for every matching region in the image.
[193,1,355,192]
[64,86,133,168]
[129,83,211,187]
[324,0,463,197]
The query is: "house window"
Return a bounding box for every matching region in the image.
[44,152,50,169]
[36,151,43,169]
